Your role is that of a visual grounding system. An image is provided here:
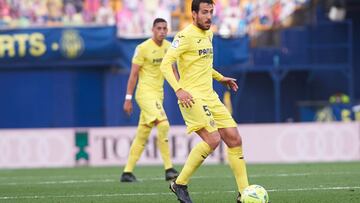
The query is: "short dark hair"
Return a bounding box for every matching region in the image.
[153,18,167,27]
[191,0,214,13]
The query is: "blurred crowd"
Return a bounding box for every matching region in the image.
[214,0,309,38]
[0,0,119,27]
[0,0,309,37]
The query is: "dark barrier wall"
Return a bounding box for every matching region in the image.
[0,22,358,128]
[347,8,360,104]
[0,26,248,128]
[0,69,106,128]
[116,36,249,71]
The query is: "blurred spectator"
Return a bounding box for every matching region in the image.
[0,0,11,27]
[329,92,353,122]
[83,0,100,23]
[96,0,115,25]
[116,3,135,37]
[47,0,63,26]
[218,0,242,37]
[155,0,171,31]
[63,0,84,25]
[0,0,310,38]
[32,0,48,26]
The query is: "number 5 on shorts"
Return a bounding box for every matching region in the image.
[203,105,211,116]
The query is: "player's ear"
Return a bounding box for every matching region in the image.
[192,10,197,21]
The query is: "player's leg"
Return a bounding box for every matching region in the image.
[155,120,171,169]
[121,121,153,182]
[209,98,249,199]
[155,119,179,180]
[171,128,220,203]
[170,99,220,203]
[149,99,179,180]
[121,99,155,182]
[218,127,249,194]
[176,128,220,185]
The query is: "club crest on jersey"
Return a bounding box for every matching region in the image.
[133,47,139,57]
[210,119,215,127]
[171,39,179,48]
[156,101,162,110]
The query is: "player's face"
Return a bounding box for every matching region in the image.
[193,3,213,30]
[152,22,168,42]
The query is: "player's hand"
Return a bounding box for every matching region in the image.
[220,77,238,92]
[176,89,194,108]
[123,100,133,116]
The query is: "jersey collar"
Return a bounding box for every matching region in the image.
[151,38,164,48]
[190,24,207,35]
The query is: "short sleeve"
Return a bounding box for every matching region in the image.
[132,45,145,66]
[167,33,190,58]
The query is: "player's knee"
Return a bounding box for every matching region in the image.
[156,120,170,140]
[232,135,242,146]
[222,129,242,147]
[157,120,170,131]
[136,125,152,141]
[207,133,221,150]
[134,134,148,145]
[225,135,242,148]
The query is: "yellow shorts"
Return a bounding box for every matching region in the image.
[179,97,237,134]
[136,99,168,125]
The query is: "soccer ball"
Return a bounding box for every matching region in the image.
[240,185,269,203]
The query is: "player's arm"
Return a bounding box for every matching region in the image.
[123,63,140,115]
[172,63,180,81]
[213,68,238,92]
[160,49,181,92]
[160,36,194,107]
[124,45,144,115]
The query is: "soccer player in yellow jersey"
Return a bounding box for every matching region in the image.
[160,1,249,202]
[120,18,179,183]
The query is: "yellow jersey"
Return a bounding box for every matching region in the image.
[132,38,171,100]
[160,24,223,100]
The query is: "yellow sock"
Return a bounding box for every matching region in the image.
[176,141,213,185]
[123,124,152,172]
[156,120,173,169]
[227,146,249,193]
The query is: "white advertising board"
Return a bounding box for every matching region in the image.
[0,129,75,168]
[0,122,359,168]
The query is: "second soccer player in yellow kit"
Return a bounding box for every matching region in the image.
[120,18,179,183]
[160,1,249,202]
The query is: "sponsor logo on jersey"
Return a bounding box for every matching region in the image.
[153,58,163,64]
[198,48,213,56]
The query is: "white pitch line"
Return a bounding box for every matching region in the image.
[250,171,360,177]
[1,179,116,186]
[0,174,117,180]
[0,186,359,200]
[0,171,358,186]
[2,170,357,180]
[267,186,360,192]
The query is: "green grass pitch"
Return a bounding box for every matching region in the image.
[0,162,359,203]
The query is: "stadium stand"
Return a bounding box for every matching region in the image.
[1,0,309,37]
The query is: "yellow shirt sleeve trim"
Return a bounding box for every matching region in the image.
[212,69,224,81]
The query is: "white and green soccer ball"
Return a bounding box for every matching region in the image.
[241,184,269,203]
